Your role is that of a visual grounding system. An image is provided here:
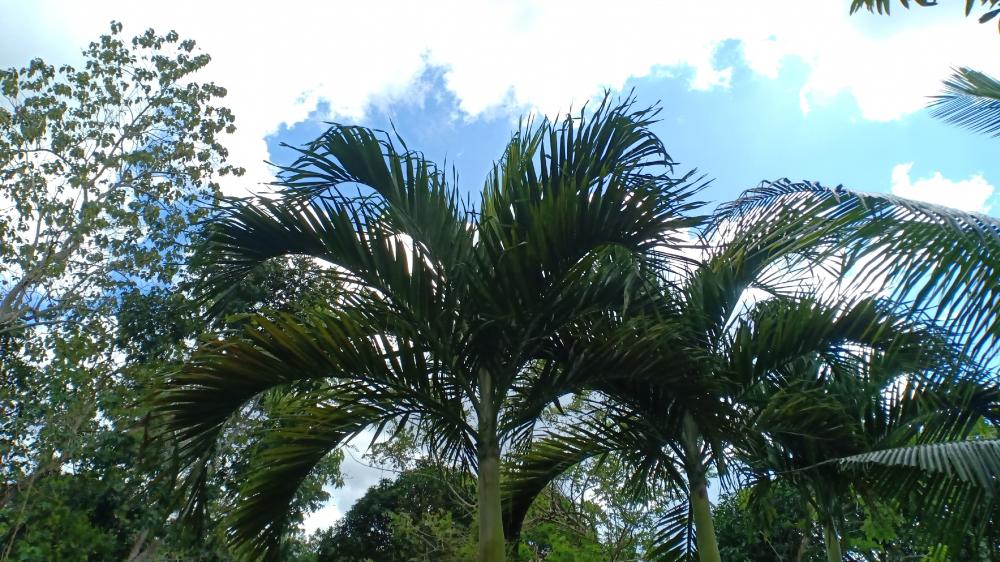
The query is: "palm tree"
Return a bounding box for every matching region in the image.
[738,311,999,561]
[504,180,1000,562]
[156,95,705,561]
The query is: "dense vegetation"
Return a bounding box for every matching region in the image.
[3,6,1000,562]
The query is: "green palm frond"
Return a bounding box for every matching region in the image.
[930,67,1000,137]
[159,309,388,456]
[838,439,1000,489]
[849,0,942,16]
[648,500,698,562]
[476,95,706,322]
[156,307,473,532]
[227,396,388,561]
[837,439,1000,550]
[274,123,475,271]
[717,180,1000,364]
[727,296,942,386]
[849,0,1000,20]
[501,429,613,540]
[502,403,690,542]
[195,196,452,322]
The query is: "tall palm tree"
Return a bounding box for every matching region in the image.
[156,96,705,561]
[504,180,1000,562]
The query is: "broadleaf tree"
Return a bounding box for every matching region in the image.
[0,22,253,560]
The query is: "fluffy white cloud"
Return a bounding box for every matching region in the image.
[890,162,995,213]
[3,0,997,191]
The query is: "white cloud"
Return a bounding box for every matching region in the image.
[3,0,997,193]
[890,162,995,213]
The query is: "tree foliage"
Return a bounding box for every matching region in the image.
[0,21,240,334]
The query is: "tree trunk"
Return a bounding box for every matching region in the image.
[794,526,810,562]
[690,478,721,562]
[681,413,722,562]
[823,523,842,562]
[477,370,505,562]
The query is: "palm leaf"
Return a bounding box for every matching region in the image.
[273,123,475,275]
[716,180,1000,364]
[838,439,1000,489]
[501,429,613,540]
[837,439,1000,553]
[475,94,706,334]
[849,0,940,16]
[930,67,1000,137]
[647,500,698,562]
[227,395,388,561]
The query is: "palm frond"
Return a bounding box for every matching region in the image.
[155,306,475,514]
[716,180,1000,364]
[227,396,388,561]
[158,310,384,457]
[647,500,698,562]
[273,123,475,273]
[475,94,706,329]
[849,0,1000,19]
[849,0,939,16]
[837,439,1000,552]
[194,194,455,325]
[501,429,613,541]
[838,439,1000,489]
[930,67,1000,137]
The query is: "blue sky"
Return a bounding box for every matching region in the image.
[4,0,999,530]
[267,55,998,214]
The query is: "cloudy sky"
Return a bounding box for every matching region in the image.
[4,0,998,529]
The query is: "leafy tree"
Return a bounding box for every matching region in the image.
[1,256,346,562]
[158,95,704,562]
[715,484,825,562]
[0,21,240,553]
[314,464,475,562]
[0,21,240,334]
[313,463,606,562]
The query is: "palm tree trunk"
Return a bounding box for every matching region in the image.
[689,478,721,562]
[477,370,505,562]
[823,523,842,562]
[681,413,721,562]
